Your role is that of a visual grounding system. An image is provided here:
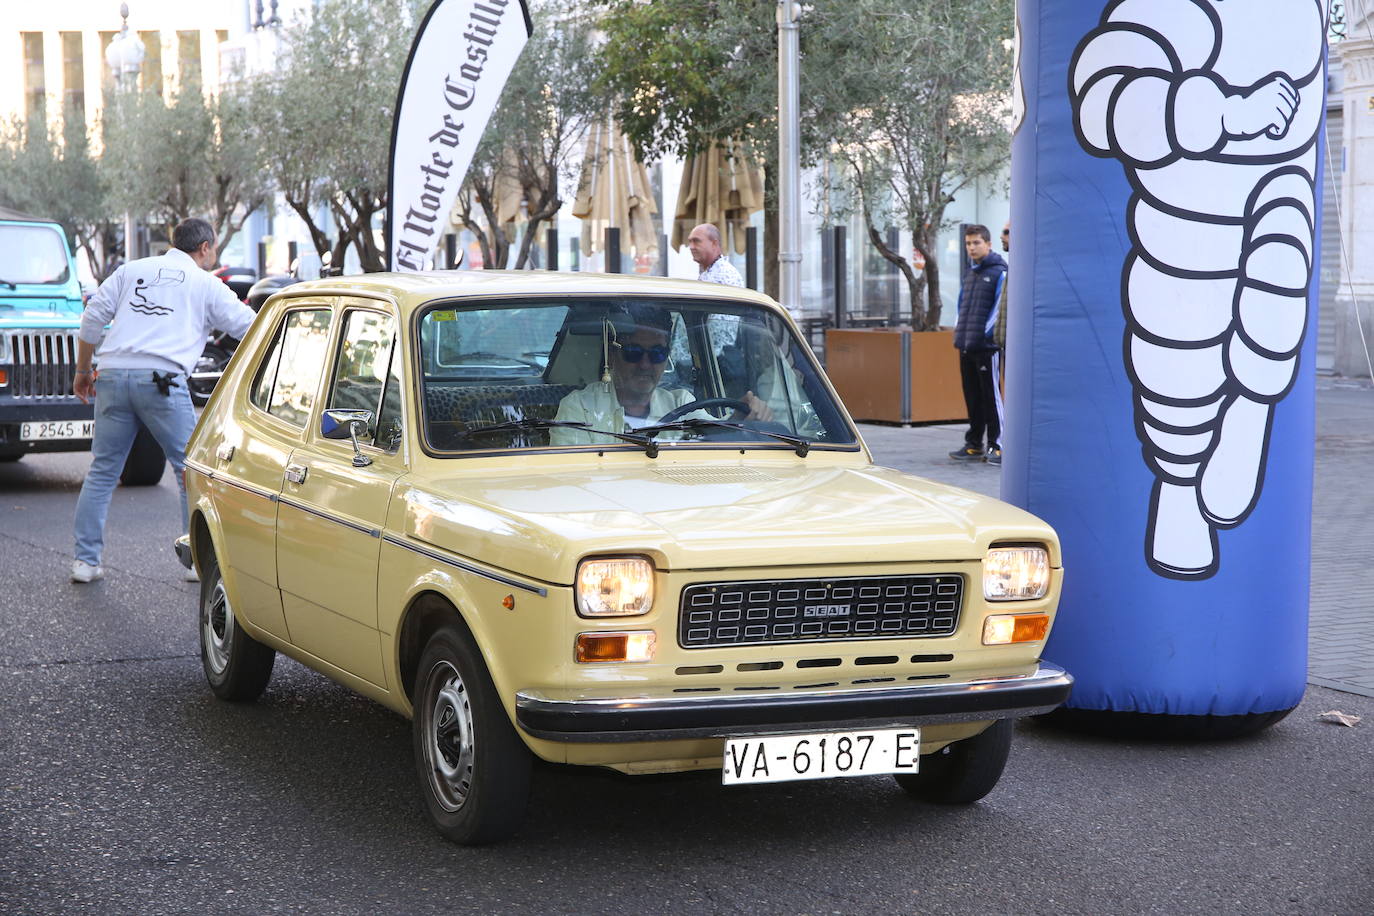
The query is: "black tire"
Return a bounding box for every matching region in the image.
[199,553,275,702]
[119,425,166,487]
[190,345,230,407]
[893,719,1013,804]
[412,623,532,845]
[0,453,22,462]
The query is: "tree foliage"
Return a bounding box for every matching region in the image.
[809,0,1014,329]
[456,0,603,269]
[0,106,117,280]
[252,0,423,272]
[102,81,269,257]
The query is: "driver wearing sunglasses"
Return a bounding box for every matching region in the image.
[552,311,772,446]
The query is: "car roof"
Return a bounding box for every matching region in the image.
[269,270,782,315]
[0,205,62,225]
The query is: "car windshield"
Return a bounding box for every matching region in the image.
[0,224,71,285]
[418,297,857,454]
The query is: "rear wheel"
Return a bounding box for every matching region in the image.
[199,553,275,702]
[893,719,1013,804]
[0,453,22,463]
[412,623,531,845]
[119,425,165,487]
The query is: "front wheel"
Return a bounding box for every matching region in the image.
[199,555,275,701]
[893,719,1013,804]
[412,624,531,845]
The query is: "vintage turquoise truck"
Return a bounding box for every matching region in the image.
[0,206,163,483]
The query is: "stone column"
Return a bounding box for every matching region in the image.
[1337,15,1374,378]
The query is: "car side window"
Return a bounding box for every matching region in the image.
[249,308,334,427]
[326,309,400,451]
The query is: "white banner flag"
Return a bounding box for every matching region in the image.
[386,0,532,272]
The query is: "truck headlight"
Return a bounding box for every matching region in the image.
[983,546,1050,601]
[575,556,655,617]
[0,333,10,363]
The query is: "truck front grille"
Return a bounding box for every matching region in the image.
[679,574,964,648]
[4,331,78,399]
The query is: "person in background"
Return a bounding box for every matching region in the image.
[687,223,745,287]
[70,218,258,584]
[993,222,1010,353]
[949,224,1007,466]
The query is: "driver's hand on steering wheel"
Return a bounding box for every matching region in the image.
[736,390,774,423]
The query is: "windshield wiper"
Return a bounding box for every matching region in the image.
[0,279,16,290]
[460,418,663,457]
[636,418,812,457]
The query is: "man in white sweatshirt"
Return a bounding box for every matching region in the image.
[70,218,258,583]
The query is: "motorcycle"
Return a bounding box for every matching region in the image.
[189,270,299,406]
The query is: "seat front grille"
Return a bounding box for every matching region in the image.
[679,574,963,648]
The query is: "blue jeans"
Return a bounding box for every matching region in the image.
[73,369,196,566]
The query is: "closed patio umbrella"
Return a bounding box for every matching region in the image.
[671,140,765,255]
[571,117,658,262]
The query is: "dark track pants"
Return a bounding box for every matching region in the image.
[958,349,1004,451]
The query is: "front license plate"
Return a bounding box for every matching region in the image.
[20,420,95,441]
[722,727,920,785]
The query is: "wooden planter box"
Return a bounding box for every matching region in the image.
[823,327,967,424]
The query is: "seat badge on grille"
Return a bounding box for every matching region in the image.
[803,604,852,618]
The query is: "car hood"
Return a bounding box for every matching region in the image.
[0,297,83,328]
[397,463,1056,585]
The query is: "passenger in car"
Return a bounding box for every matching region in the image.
[551,305,770,446]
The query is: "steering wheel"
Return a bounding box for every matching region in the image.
[657,397,750,425]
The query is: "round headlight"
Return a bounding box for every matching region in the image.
[575,556,655,617]
[983,546,1050,601]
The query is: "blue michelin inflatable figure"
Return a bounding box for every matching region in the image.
[1005,0,1327,736]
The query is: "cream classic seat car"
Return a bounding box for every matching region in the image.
[177,271,1071,845]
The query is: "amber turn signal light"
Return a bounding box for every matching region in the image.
[575,630,656,663]
[982,613,1050,645]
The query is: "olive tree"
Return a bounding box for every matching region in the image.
[0,106,119,279]
[456,0,602,269]
[808,0,1014,329]
[101,81,269,258]
[253,0,423,272]
[593,0,803,297]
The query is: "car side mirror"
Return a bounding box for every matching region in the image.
[322,408,374,467]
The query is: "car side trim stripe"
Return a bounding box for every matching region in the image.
[382,534,548,597]
[276,496,381,538]
[184,461,278,503]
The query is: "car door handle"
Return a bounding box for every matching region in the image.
[216,443,235,462]
[284,464,308,485]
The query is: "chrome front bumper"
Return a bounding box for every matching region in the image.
[516,662,1073,743]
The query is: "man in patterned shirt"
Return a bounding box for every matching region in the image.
[687,223,744,287]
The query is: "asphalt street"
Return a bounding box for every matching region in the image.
[2,405,1372,915]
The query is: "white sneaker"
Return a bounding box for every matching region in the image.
[183,566,200,583]
[71,560,105,583]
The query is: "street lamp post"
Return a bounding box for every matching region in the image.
[104,3,144,262]
[777,1,802,318]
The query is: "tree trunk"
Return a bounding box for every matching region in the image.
[867,224,925,330]
[514,189,560,270]
[923,253,943,330]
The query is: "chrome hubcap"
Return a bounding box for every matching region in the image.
[202,579,233,675]
[423,660,474,812]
